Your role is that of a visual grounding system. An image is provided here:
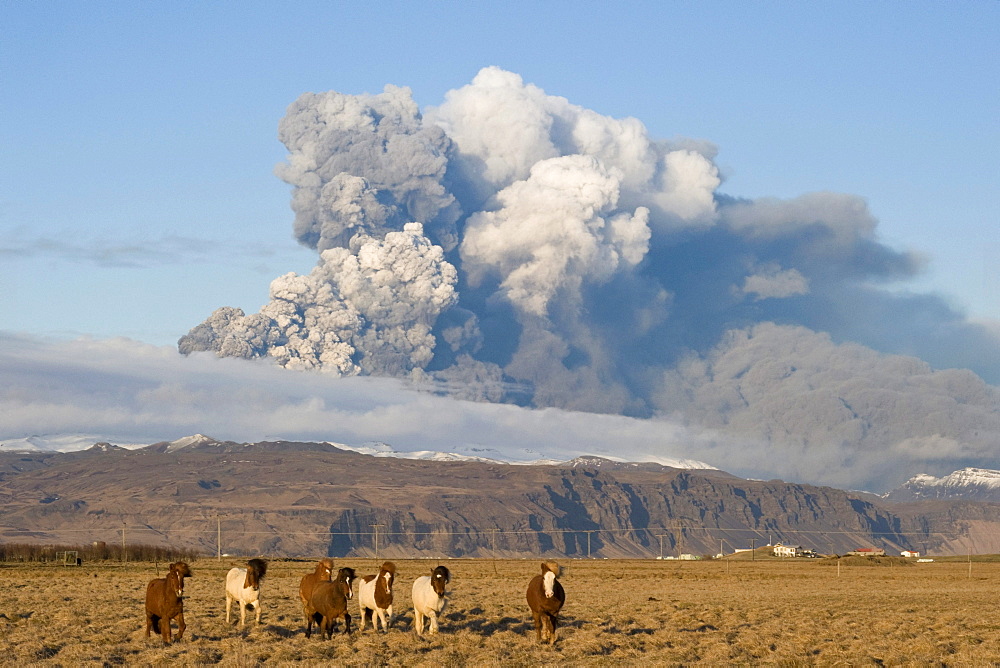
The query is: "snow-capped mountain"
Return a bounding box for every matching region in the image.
[0,434,148,452]
[0,432,716,470]
[885,468,1000,502]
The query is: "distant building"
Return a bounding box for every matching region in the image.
[847,547,886,557]
[773,544,801,558]
[901,550,920,558]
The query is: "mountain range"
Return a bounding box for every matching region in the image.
[2,436,1000,559]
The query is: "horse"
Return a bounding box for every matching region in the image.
[225,557,268,626]
[526,561,565,644]
[358,561,396,633]
[299,558,335,629]
[305,566,355,639]
[411,565,450,637]
[145,561,192,643]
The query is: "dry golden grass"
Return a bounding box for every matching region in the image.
[3,557,1000,666]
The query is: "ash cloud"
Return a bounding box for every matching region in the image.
[179,67,1000,489]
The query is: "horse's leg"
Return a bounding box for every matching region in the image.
[532,610,543,642]
[225,593,233,624]
[176,611,186,641]
[429,610,439,635]
[545,612,557,644]
[343,612,352,635]
[414,609,424,637]
[387,603,394,628]
[255,596,262,624]
[550,612,559,644]
[239,596,246,627]
[161,615,172,643]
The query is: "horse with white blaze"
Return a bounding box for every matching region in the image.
[225,558,268,626]
[412,565,450,637]
[358,561,396,633]
[526,561,565,644]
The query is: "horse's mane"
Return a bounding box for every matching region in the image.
[171,562,192,578]
[248,558,268,579]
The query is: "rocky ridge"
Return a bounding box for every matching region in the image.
[2,439,1000,558]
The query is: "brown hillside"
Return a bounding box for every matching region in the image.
[2,441,999,558]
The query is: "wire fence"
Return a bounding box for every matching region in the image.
[2,518,979,561]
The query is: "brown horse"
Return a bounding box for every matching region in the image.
[299,558,335,629]
[306,566,355,639]
[145,561,192,643]
[526,561,565,644]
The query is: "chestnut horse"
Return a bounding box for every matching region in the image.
[225,557,268,626]
[145,561,192,643]
[299,558,335,629]
[526,561,565,644]
[306,566,355,639]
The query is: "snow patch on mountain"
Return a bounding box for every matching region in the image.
[0,434,148,452]
[163,434,221,452]
[886,468,1000,502]
[0,432,715,471]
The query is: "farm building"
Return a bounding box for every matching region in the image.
[773,544,802,557]
[846,548,886,557]
[901,550,921,558]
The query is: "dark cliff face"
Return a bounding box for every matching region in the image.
[0,443,995,557]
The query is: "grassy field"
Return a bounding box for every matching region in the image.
[3,556,1000,666]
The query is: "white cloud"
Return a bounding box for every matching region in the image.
[0,333,705,466]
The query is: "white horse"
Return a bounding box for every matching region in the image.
[412,565,450,637]
[358,561,396,633]
[225,558,268,626]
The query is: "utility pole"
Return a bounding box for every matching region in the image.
[587,531,592,558]
[489,529,499,574]
[750,538,756,561]
[217,516,222,561]
[673,519,683,558]
[657,534,666,559]
[370,523,384,561]
[121,521,127,563]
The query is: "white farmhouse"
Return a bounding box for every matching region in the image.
[773,543,801,558]
[901,550,920,558]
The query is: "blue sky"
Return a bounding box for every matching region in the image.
[2,2,1000,491]
[2,1,997,345]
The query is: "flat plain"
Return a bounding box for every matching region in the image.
[3,557,1000,666]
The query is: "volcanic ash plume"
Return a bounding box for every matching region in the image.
[179,223,459,377]
[179,66,1000,487]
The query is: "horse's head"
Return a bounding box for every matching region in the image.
[338,567,356,600]
[169,561,192,597]
[541,561,560,598]
[430,565,450,596]
[315,557,335,581]
[244,558,268,590]
[379,561,396,593]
